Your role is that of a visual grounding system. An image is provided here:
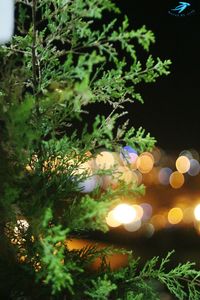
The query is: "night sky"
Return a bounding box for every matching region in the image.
[115,0,200,150]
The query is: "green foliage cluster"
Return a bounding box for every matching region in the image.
[0,0,199,299]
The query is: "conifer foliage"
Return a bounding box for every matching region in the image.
[0,0,200,299]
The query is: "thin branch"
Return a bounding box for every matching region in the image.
[31,0,39,116]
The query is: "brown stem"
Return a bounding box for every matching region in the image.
[31,0,39,117]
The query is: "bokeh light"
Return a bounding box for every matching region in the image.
[176,156,190,174]
[101,166,133,190]
[158,167,173,185]
[194,204,200,221]
[120,146,138,168]
[188,159,200,176]
[74,160,93,176]
[136,152,154,174]
[168,207,183,224]
[112,166,134,187]
[123,146,137,154]
[124,220,141,232]
[78,175,101,193]
[106,210,121,227]
[169,171,185,189]
[132,204,144,221]
[140,203,153,221]
[119,167,135,185]
[112,204,137,224]
[128,153,138,169]
[95,151,116,170]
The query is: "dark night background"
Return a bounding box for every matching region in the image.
[115,0,200,151]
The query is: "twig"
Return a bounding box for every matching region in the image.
[31,0,39,115]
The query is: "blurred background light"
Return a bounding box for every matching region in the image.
[106,210,122,227]
[124,220,142,232]
[120,146,138,168]
[136,152,154,174]
[188,159,200,176]
[168,207,183,224]
[112,204,137,224]
[194,204,200,221]
[169,171,185,189]
[158,167,173,185]
[132,204,144,221]
[176,156,190,174]
[95,151,116,170]
[140,203,153,221]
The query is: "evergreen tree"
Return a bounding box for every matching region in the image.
[0,0,200,299]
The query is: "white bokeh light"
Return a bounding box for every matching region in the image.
[194,204,200,221]
[112,204,136,224]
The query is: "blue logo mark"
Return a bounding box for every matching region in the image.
[171,2,190,14]
[168,1,195,16]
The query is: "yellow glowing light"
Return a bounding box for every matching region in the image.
[136,152,154,174]
[112,204,136,224]
[95,151,117,170]
[102,166,134,189]
[132,205,144,221]
[194,204,200,221]
[169,171,184,189]
[176,156,190,173]
[119,167,134,185]
[168,207,183,224]
[106,210,121,227]
[131,171,140,185]
[110,152,124,166]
